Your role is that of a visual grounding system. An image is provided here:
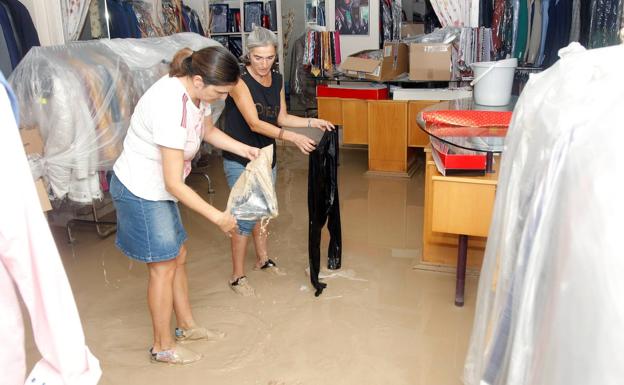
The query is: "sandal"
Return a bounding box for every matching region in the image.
[175,326,225,342]
[253,258,286,276]
[229,276,255,296]
[149,345,201,365]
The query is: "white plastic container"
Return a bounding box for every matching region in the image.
[471,58,518,106]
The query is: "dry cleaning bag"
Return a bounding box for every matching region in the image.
[226,145,278,221]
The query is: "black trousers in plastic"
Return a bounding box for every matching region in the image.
[307,129,342,297]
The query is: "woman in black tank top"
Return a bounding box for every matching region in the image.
[222,26,335,296]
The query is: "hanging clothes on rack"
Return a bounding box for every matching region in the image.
[132,0,165,37]
[60,0,91,41]
[308,129,342,297]
[524,0,542,64]
[8,33,221,204]
[0,0,40,74]
[303,30,341,77]
[464,42,624,385]
[587,0,623,48]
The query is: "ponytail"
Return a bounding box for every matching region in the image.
[169,48,194,77]
[168,46,240,86]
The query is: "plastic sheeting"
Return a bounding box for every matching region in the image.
[288,33,317,109]
[588,0,624,48]
[463,42,624,385]
[226,145,278,222]
[9,33,221,203]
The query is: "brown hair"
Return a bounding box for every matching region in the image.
[169,46,240,85]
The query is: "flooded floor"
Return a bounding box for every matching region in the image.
[27,146,478,385]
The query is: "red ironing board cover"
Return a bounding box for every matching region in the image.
[422,110,513,128]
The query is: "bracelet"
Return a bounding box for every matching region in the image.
[278,128,284,140]
[307,118,311,129]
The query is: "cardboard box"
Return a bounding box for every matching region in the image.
[409,43,452,81]
[340,42,408,82]
[20,128,52,212]
[401,23,425,38]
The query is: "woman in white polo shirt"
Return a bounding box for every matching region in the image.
[110,46,259,365]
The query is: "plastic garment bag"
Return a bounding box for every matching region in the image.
[463,42,624,385]
[588,0,623,48]
[226,145,278,222]
[8,33,221,203]
[308,130,342,297]
[0,73,101,385]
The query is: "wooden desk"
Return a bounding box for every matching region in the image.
[423,150,498,306]
[317,97,439,176]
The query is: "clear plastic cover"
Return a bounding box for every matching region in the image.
[403,26,462,44]
[226,146,278,222]
[9,33,220,203]
[463,42,624,385]
[588,0,624,48]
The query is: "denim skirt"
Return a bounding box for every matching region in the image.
[110,173,187,263]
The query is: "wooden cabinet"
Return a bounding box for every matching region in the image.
[341,99,368,144]
[408,100,439,147]
[317,97,343,125]
[316,97,433,175]
[368,101,416,176]
[422,150,498,268]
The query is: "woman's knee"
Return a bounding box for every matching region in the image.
[148,259,177,280]
[176,244,188,267]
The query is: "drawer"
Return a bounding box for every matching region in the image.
[431,179,495,237]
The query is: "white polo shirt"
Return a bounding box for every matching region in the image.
[113,75,211,201]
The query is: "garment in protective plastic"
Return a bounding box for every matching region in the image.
[288,33,317,108]
[463,42,624,385]
[588,0,623,48]
[0,74,101,385]
[307,129,342,297]
[8,33,221,203]
[226,145,278,222]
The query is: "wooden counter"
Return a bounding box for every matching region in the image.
[317,97,439,176]
[422,149,499,305]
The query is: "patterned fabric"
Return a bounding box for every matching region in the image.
[132,0,163,37]
[89,0,102,38]
[61,0,91,41]
[160,0,180,35]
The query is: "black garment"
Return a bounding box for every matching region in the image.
[0,0,39,59]
[308,129,342,297]
[480,0,494,28]
[223,67,281,168]
[543,0,572,67]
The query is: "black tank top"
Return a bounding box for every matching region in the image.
[223,67,282,167]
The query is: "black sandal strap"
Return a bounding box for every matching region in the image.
[261,259,277,269]
[230,276,247,286]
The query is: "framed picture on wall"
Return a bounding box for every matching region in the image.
[209,4,229,33]
[228,8,241,32]
[244,1,263,32]
[335,0,369,35]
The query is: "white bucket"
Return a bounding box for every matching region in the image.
[471,58,517,106]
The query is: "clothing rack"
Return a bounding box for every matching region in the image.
[302,29,341,78]
[8,33,222,241]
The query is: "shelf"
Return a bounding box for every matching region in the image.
[210,32,248,36]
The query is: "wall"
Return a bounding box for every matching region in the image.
[281,0,307,83]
